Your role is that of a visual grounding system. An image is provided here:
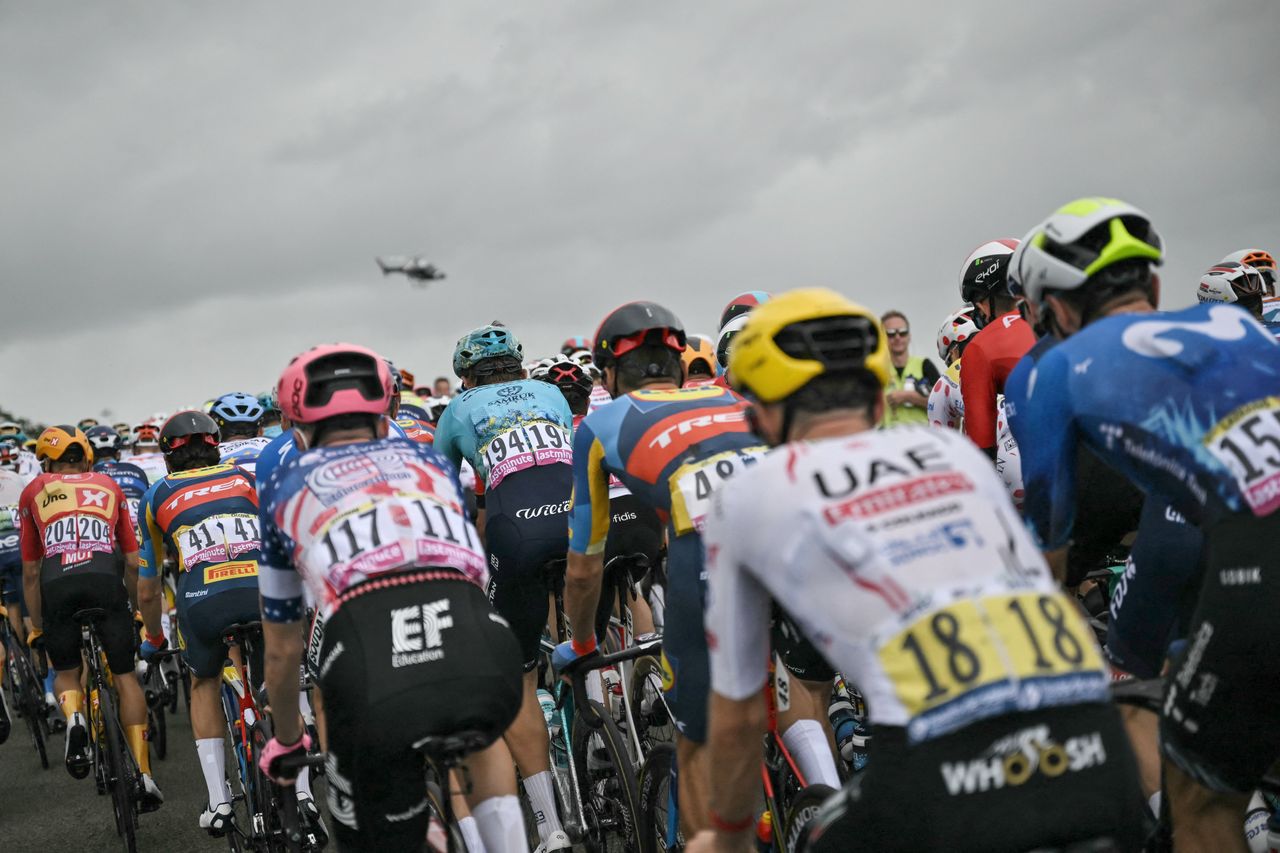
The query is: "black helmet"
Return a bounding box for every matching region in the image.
[159,410,221,455]
[959,239,1020,316]
[592,302,686,368]
[85,424,124,455]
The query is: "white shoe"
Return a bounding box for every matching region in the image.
[536,829,572,852]
[200,802,235,837]
[139,773,164,813]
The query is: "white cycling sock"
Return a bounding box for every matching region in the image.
[458,815,485,853]
[298,689,314,724]
[472,795,526,852]
[1148,791,1161,819]
[782,718,841,789]
[295,767,312,799]
[522,770,564,841]
[196,738,231,807]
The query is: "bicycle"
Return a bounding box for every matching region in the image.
[140,645,185,761]
[219,620,325,853]
[1,610,51,769]
[76,607,142,853]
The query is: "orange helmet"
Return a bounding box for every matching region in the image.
[682,334,717,379]
[132,422,160,445]
[36,425,94,463]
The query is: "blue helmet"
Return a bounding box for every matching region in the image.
[452,323,523,377]
[210,392,265,428]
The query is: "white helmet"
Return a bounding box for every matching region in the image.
[1221,249,1277,297]
[1197,262,1266,312]
[936,307,979,362]
[1015,197,1163,307]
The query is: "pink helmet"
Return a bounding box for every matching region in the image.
[277,344,394,425]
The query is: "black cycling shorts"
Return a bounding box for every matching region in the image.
[42,571,136,675]
[483,464,572,669]
[772,604,836,683]
[804,704,1146,852]
[1161,511,1280,794]
[1105,500,1203,679]
[315,571,522,853]
[176,587,262,679]
[603,492,663,571]
[0,559,26,617]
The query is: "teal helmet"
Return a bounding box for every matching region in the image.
[452,323,523,377]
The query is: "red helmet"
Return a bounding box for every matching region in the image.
[278,344,394,425]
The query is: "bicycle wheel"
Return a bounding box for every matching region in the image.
[628,655,674,752]
[99,684,140,853]
[248,717,287,852]
[425,776,467,853]
[148,702,167,760]
[637,742,681,853]
[571,699,642,852]
[779,783,836,853]
[17,652,50,769]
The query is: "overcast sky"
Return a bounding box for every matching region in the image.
[3,1,1277,424]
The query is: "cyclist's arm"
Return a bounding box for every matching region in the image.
[565,421,611,648]
[136,486,166,638]
[431,407,464,471]
[258,492,306,745]
[701,486,772,847]
[17,487,43,633]
[111,482,141,610]
[960,340,997,453]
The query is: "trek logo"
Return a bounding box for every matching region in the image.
[390,599,452,668]
[647,411,746,450]
[163,480,238,513]
[939,726,1107,796]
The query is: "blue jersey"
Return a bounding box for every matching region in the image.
[257,438,485,623]
[1006,304,1280,550]
[568,386,767,555]
[94,458,151,529]
[433,380,573,487]
[137,464,261,602]
[219,436,272,476]
[255,419,412,499]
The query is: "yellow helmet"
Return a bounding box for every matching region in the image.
[36,424,95,464]
[728,288,891,403]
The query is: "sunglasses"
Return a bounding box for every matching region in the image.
[885,329,910,338]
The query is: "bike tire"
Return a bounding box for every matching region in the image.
[637,742,681,853]
[425,776,467,853]
[99,684,140,853]
[628,655,674,753]
[779,783,836,853]
[571,698,642,852]
[249,716,289,853]
[14,649,50,769]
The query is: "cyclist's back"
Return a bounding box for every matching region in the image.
[960,311,1035,453]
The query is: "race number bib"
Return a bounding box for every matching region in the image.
[43,513,113,557]
[482,422,572,489]
[310,496,486,588]
[876,590,1106,745]
[1203,397,1280,516]
[668,446,768,535]
[175,513,260,571]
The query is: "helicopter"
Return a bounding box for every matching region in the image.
[375,255,447,285]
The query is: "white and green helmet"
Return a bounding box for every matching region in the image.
[1015,197,1164,307]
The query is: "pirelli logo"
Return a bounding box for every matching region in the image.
[204,561,259,583]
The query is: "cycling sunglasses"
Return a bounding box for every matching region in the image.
[884,329,910,338]
[610,327,684,359]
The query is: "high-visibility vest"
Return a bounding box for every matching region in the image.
[882,356,929,427]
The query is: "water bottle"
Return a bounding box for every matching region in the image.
[755,810,773,852]
[537,689,567,769]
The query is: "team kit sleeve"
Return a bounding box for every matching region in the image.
[17,481,43,562]
[703,483,773,700]
[566,418,612,556]
[431,405,463,470]
[1006,351,1078,550]
[136,482,165,579]
[256,478,305,623]
[959,340,997,450]
[110,481,139,554]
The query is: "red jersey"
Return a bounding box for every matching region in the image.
[960,311,1036,450]
[18,472,138,571]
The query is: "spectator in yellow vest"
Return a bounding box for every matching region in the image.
[879,310,939,427]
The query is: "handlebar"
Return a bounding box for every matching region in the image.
[568,636,662,730]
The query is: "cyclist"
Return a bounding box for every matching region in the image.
[433,323,574,852]
[17,426,164,808]
[691,288,1144,852]
[258,392,285,438]
[257,344,527,853]
[530,354,595,422]
[958,239,1035,459]
[927,306,978,430]
[2,434,41,484]
[561,335,592,356]
[1196,260,1279,336]
[1222,248,1278,322]
[123,421,168,483]
[1006,197,1280,849]
[554,301,785,836]
[211,391,271,475]
[0,459,23,742]
[132,411,316,836]
[683,334,719,387]
[87,425,150,533]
